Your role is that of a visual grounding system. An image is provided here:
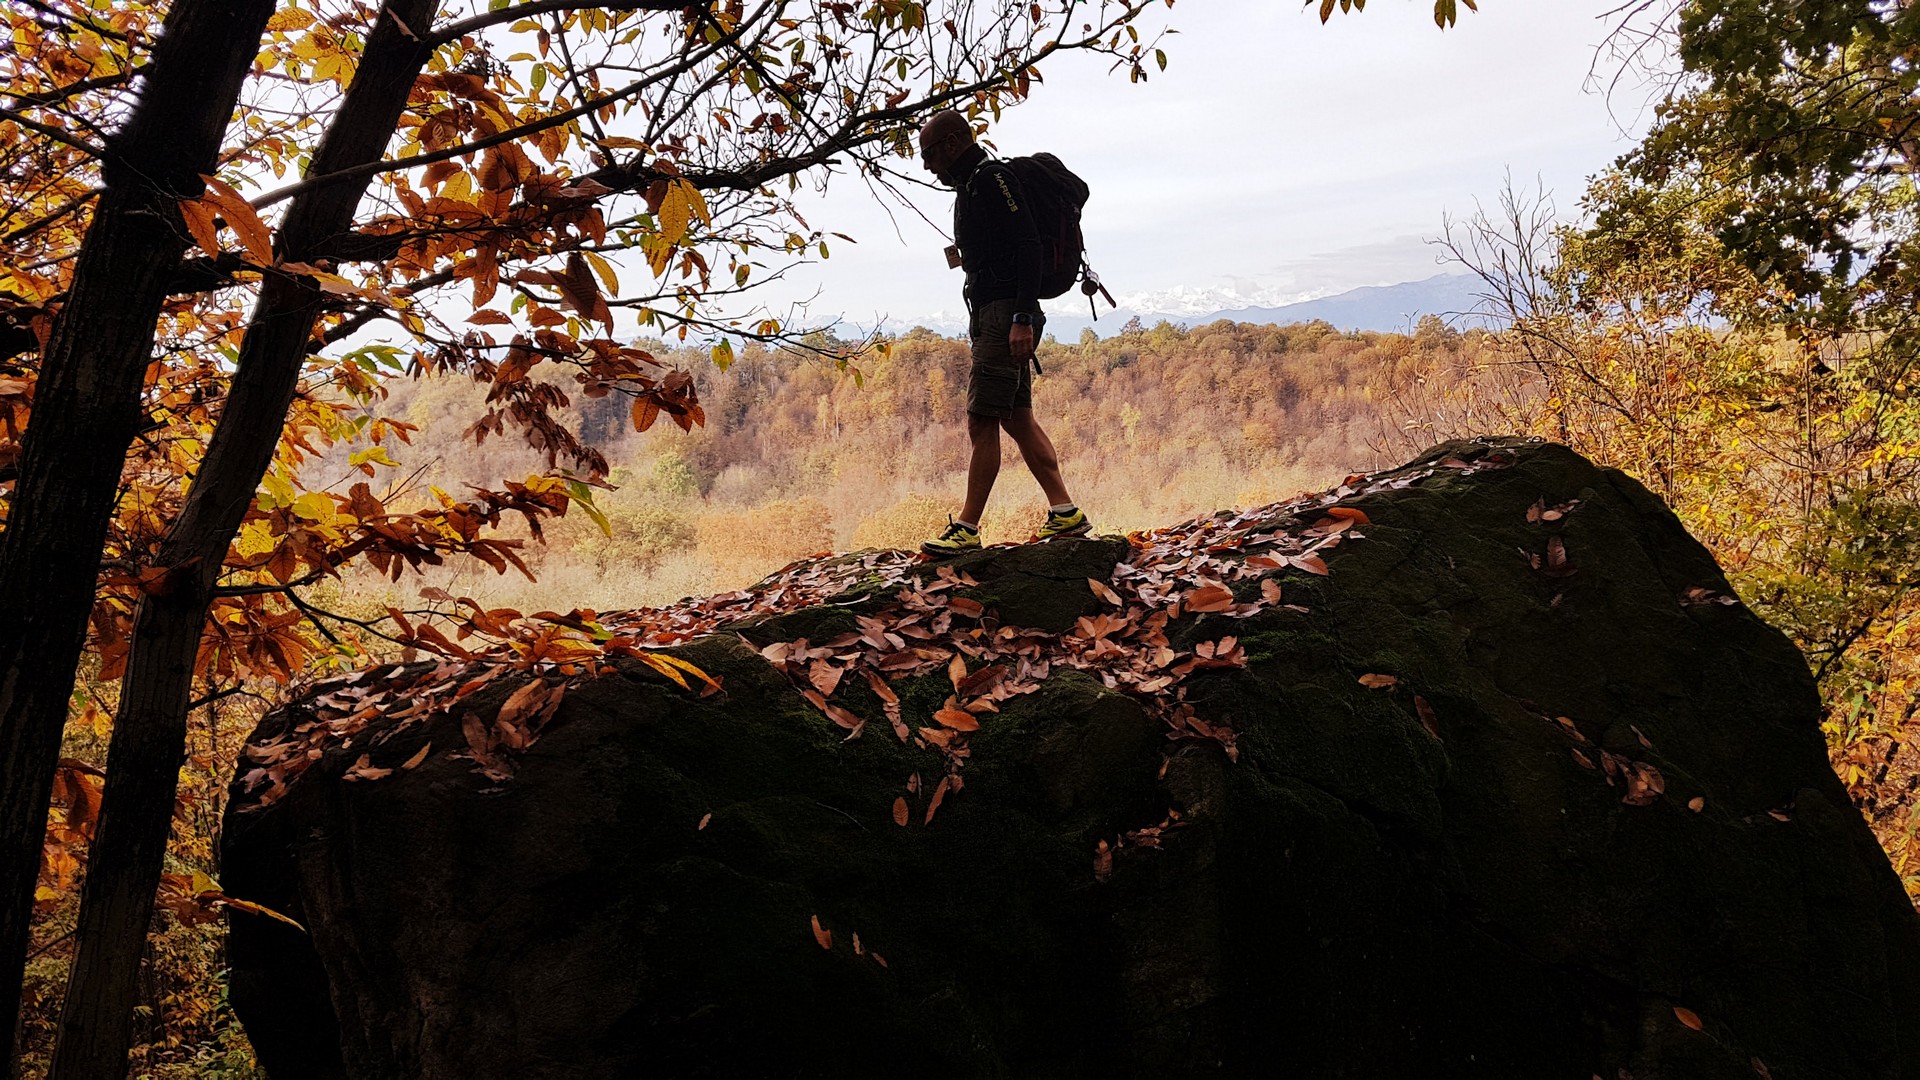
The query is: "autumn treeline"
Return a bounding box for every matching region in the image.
[368,317,1460,607]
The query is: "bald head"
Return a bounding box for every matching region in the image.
[918,110,976,178]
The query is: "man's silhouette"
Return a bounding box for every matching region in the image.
[915,110,1089,556]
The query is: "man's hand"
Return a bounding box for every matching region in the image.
[1009,322,1035,361]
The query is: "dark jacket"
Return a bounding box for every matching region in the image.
[948,146,1042,312]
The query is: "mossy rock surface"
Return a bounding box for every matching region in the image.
[224,440,1920,1079]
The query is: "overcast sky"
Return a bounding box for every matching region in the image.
[758,0,1666,331]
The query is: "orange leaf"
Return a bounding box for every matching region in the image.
[947,653,967,691]
[1087,577,1122,605]
[698,812,711,830]
[947,596,984,618]
[1185,584,1234,612]
[934,707,979,732]
[862,668,898,705]
[892,797,909,826]
[923,776,951,824]
[200,174,274,265]
[177,199,222,256]
[1358,673,1398,689]
[1413,695,1440,740]
[1323,506,1370,525]
[1674,1005,1703,1030]
[811,914,832,950]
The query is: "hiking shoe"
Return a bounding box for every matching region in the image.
[1038,506,1091,539]
[921,518,982,557]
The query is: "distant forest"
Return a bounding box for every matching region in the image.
[364,316,1472,610]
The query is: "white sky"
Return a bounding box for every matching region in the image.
[761,0,1664,329]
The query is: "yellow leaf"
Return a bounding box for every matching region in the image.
[266,7,314,31]
[235,520,276,558]
[582,249,620,293]
[291,492,336,521]
[660,181,692,246]
[681,179,711,225]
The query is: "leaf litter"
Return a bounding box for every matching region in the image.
[235,451,1519,846]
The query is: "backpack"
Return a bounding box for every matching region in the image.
[1004,153,1092,300]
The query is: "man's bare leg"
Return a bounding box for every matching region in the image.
[959,411,1001,525]
[999,408,1072,507]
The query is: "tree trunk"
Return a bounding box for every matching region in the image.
[0,0,273,1067]
[49,3,436,1073]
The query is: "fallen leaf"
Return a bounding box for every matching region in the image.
[400,743,432,770]
[947,596,985,618]
[947,653,967,691]
[811,915,832,950]
[934,707,980,731]
[1323,506,1370,525]
[698,813,711,830]
[1093,838,1113,882]
[808,659,844,696]
[923,776,951,824]
[1358,673,1398,689]
[862,668,899,705]
[1260,579,1284,604]
[1674,1005,1703,1031]
[1185,584,1235,612]
[1290,554,1330,576]
[1413,695,1440,740]
[957,664,1007,697]
[892,797,909,826]
[1688,796,1705,812]
[1087,577,1123,605]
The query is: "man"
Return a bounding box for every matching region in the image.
[916,110,1090,556]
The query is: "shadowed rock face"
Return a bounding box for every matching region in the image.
[222,440,1920,1080]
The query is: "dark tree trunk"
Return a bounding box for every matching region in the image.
[49,3,437,1073]
[0,0,273,1067]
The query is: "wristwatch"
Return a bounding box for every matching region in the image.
[1011,312,1034,327]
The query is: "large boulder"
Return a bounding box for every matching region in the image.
[222,439,1920,1079]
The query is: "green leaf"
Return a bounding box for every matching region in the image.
[712,337,735,370]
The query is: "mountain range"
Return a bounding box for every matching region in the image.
[875,273,1495,340]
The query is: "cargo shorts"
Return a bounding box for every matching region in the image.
[966,298,1043,419]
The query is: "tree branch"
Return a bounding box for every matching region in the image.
[425,0,686,47]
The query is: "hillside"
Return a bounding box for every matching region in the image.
[353,317,1478,612]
